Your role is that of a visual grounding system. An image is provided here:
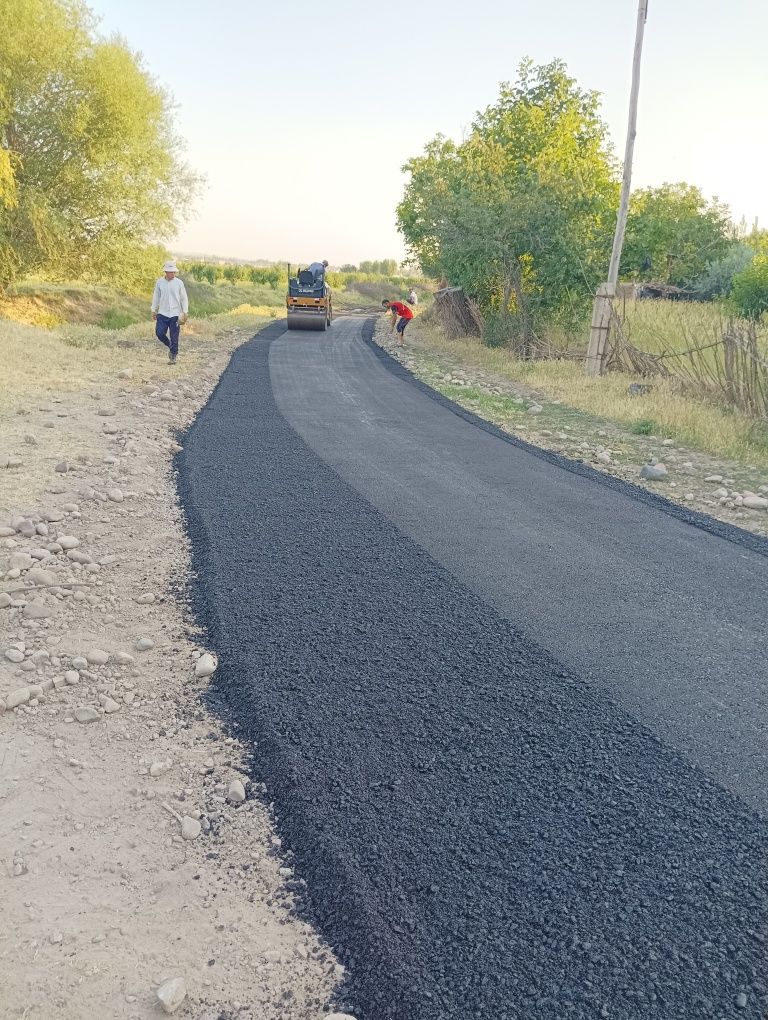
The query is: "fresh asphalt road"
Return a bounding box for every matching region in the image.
[179,317,768,1020]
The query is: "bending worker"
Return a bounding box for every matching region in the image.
[308,259,329,281]
[382,298,413,345]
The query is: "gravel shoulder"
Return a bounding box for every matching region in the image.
[0,325,338,1019]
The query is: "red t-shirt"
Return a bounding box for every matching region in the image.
[389,301,413,320]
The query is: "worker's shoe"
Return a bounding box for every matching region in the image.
[169,353,177,365]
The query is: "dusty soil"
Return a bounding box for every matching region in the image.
[0,327,340,1019]
[374,318,768,539]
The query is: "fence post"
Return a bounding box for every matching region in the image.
[585,283,615,377]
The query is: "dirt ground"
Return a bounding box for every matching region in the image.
[0,326,342,1019]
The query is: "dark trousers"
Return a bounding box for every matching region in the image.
[155,314,180,356]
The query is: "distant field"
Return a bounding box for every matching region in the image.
[0,272,429,328]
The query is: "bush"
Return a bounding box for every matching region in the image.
[690,244,754,300]
[729,255,768,320]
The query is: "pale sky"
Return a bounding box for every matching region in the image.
[88,0,767,266]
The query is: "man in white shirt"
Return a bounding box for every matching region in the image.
[151,260,189,364]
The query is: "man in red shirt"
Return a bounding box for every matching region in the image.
[381,299,414,345]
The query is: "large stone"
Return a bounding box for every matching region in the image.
[9,553,34,571]
[227,779,246,805]
[86,649,110,666]
[24,600,55,619]
[27,567,57,587]
[194,653,217,679]
[742,495,768,510]
[155,977,187,1014]
[640,462,668,481]
[7,687,31,709]
[5,647,24,663]
[181,817,201,841]
[74,707,101,723]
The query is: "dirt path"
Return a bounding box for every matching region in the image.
[0,328,341,1019]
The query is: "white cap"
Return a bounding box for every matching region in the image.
[163,261,178,273]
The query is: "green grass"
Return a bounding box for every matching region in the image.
[629,418,656,435]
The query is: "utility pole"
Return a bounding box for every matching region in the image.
[585,0,649,377]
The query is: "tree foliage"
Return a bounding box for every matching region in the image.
[0,0,199,291]
[359,259,399,275]
[729,254,768,320]
[621,183,732,288]
[397,60,618,349]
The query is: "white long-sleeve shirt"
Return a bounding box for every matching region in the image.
[151,277,189,317]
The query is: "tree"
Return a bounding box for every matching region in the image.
[397,60,618,350]
[620,183,732,288]
[0,0,199,291]
[730,255,768,320]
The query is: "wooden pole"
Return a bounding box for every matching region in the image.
[585,0,649,376]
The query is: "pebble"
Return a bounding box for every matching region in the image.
[5,647,24,663]
[62,503,79,513]
[23,433,38,446]
[324,1014,358,1020]
[227,779,246,804]
[136,593,156,605]
[97,408,116,417]
[9,552,34,570]
[156,977,187,1014]
[107,488,124,503]
[0,593,12,608]
[67,550,92,564]
[55,462,69,473]
[640,462,668,481]
[136,638,154,651]
[71,656,88,670]
[150,760,173,778]
[114,651,135,664]
[86,649,110,665]
[181,817,201,840]
[704,474,723,482]
[595,451,611,465]
[100,696,121,714]
[103,424,119,435]
[0,526,16,537]
[118,368,133,380]
[736,992,748,1009]
[527,403,543,414]
[194,653,217,679]
[58,535,80,550]
[64,670,80,686]
[74,707,101,723]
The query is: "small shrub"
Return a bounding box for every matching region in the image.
[629,418,655,435]
[100,309,138,330]
[729,255,768,320]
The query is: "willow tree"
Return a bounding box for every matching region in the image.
[397,60,618,350]
[0,0,199,291]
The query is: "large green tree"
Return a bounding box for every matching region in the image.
[397,60,618,350]
[0,0,199,291]
[620,183,732,288]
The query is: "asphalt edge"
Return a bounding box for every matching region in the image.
[359,317,768,559]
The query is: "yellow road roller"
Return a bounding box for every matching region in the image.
[286,266,333,331]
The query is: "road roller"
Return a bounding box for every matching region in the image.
[286,266,333,331]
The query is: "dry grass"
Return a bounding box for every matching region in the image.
[0,308,271,411]
[413,320,768,469]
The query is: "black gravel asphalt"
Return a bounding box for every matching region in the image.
[177,318,768,1020]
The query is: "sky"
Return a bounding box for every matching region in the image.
[87,0,768,267]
